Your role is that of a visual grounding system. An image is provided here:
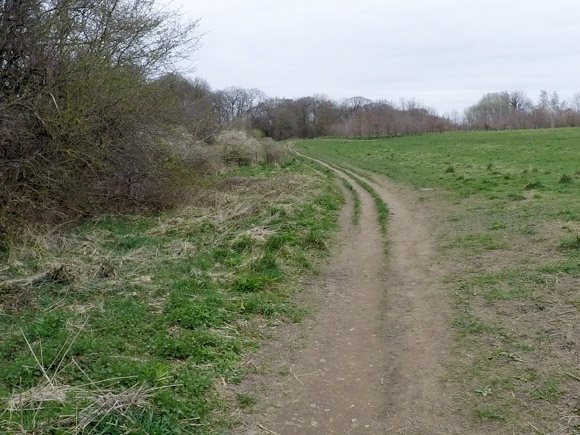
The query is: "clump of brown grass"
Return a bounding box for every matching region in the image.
[263,142,288,166]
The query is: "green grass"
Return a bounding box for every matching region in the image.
[476,406,506,422]
[298,129,580,215]
[297,128,580,433]
[313,158,388,235]
[0,160,342,433]
[341,178,361,225]
[343,171,389,235]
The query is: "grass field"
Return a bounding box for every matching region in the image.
[0,161,342,433]
[298,128,580,434]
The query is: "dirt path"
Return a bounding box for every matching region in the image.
[242,155,473,434]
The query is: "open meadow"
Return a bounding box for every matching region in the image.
[298,128,580,433]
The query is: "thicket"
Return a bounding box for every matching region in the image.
[0,0,201,244]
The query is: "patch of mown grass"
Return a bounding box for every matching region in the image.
[297,129,580,210]
[0,161,342,433]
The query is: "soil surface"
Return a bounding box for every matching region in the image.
[239,155,476,434]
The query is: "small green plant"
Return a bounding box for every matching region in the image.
[531,380,563,401]
[490,221,506,230]
[558,235,580,251]
[516,370,538,382]
[445,165,455,173]
[507,192,525,201]
[453,310,491,334]
[476,406,505,421]
[559,173,573,184]
[475,385,492,397]
[265,232,296,251]
[519,225,536,235]
[236,393,257,409]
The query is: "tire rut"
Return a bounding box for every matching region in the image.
[245,153,471,434]
[253,163,389,433]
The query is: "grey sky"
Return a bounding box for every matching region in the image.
[178,0,580,115]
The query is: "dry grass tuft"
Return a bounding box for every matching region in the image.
[4,328,159,434]
[7,381,155,433]
[264,142,288,166]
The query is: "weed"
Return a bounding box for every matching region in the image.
[559,173,574,184]
[453,310,492,335]
[476,406,505,421]
[519,225,536,235]
[265,232,296,251]
[507,193,525,201]
[490,221,506,230]
[445,165,455,173]
[483,286,530,302]
[558,235,580,251]
[531,380,563,401]
[516,370,538,382]
[475,385,492,397]
[450,233,506,250]
[232,275,268,293]
[236,393,257,409]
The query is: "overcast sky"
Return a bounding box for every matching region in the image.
[177,0,580,115]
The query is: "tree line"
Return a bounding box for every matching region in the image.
[464,90,580,130]
[168,82,580,140]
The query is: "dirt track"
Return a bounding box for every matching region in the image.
[242,155,475,434]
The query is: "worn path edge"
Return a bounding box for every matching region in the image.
[241,151,475,434]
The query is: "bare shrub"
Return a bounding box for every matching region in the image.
[215,130,262,166]
[187,142,220,173]
[264,142,288,166]
[0,1,201,243]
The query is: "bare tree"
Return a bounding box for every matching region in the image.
[214,86,266,126]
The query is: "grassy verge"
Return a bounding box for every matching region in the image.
[341,179,361,225]
[0,160,342,433]
[297,129,580,433]
[342,170,388,234]
[294,152,387,237]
